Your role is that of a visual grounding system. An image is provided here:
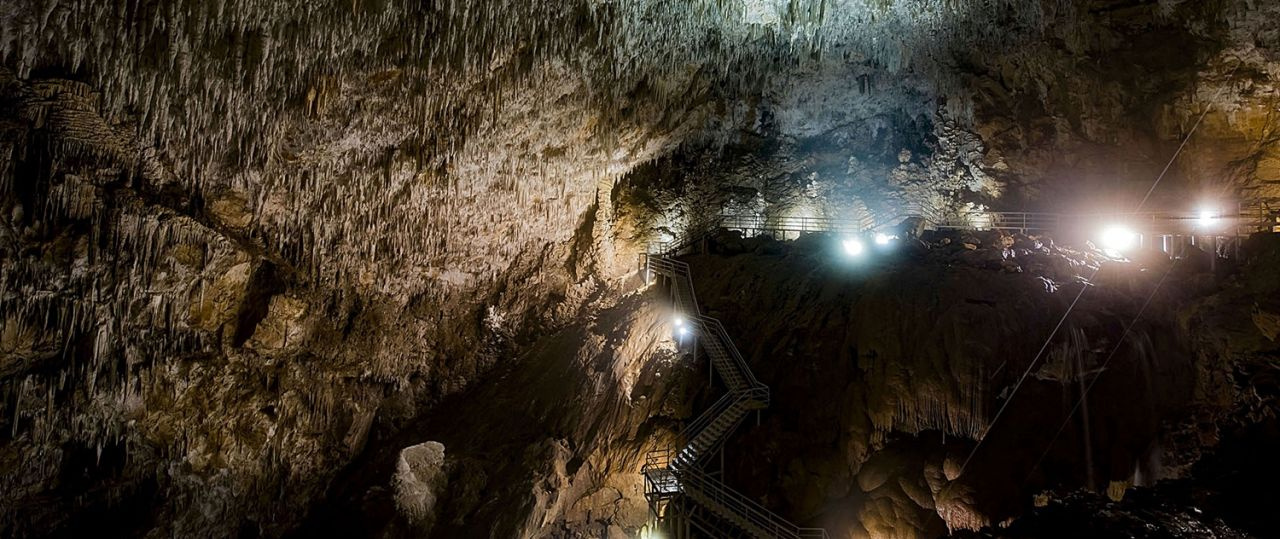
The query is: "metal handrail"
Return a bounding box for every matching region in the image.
[651,210,876,258]
[645,252,823,537]
[719,214,868,235]
[678,393,737,445]
[649,260,764,395]
[647,256,765,396]
[934,208,1280,234]
[649,258,701,315]
[677,465,830,539]
[700,316,765,390]
[692,325,750,390]
[1238,198,1280,233]
[652,199,1276,260]
[675,399,752,468]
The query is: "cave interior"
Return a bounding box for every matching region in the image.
[2,0,1280,538]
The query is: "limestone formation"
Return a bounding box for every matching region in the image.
[1,0,1279,538]
[393,441,448,530]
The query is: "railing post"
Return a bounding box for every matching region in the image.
[643,253,826,538]
[707,336,712,389]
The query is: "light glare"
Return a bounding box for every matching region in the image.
[1198,208,1216,229]
[842,238,865,256]
[874,233,892,245]
[639,528,666,539]
[1099,225,1138,252]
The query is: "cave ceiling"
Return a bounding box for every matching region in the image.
[3,0,1280,537]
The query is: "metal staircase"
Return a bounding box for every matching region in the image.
[642,254,828,538]
[637,198,1278,537]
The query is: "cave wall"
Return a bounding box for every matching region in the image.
[966,0,1280,209]
[2,0,1279,537]
[614,0,1280,235]
[0,1,1049,535]
[294,291,697,538]
[0,66,662,535]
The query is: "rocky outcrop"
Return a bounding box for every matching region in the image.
[293,291,694,538]
[392,441,448,531]
[0,69,652,536]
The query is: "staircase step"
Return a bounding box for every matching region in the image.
[646,255,826,539]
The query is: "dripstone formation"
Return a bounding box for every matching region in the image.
[2,1,1278,537]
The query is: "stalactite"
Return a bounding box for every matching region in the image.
[0,0,1103,533]
[4,0,1052,297]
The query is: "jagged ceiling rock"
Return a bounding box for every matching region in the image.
[3,0,1280,537]
[1,0,1066,296]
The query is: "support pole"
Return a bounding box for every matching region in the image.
[1211,236,1218,273]
[707,340,712,389]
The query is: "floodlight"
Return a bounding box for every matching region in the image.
[842,238,865,256]
[1198,208,1216,229]
[1099,225,1138,252]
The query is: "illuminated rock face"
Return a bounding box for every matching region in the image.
[1,0,1279,537]
[393,441,448,529]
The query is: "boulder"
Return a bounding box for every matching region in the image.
[393,441,449,531]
